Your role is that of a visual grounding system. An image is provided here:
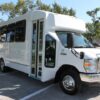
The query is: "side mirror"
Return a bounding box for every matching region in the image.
[80,52,84,59]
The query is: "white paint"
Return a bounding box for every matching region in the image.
[1,10,99,83]
[0,10,87,82]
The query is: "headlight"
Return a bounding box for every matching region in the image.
[84,59,97,73]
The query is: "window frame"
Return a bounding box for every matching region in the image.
[7,23,16,42]
[15,20,26,42]
[45,35,56,68]
[56,31,73,48]
[0,25,8,42]
[72,32,94,48]
[0,19,26,43]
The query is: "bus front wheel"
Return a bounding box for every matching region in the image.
[59,69,81,95]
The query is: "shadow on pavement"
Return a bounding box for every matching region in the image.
[78,81,100,100]
[0,70,100,100]
[29,81,100,100]
[0,70,53,100]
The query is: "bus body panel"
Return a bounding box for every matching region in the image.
[1,10,99,83]
[41,32,85,82]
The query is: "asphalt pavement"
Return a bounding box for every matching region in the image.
[0,70,100,100]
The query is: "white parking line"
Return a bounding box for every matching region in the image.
[20,84,55,100]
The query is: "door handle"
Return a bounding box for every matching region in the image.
[60,50,67,55]
[61,52,67,55]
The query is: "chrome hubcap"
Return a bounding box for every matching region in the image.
[62,75,75,91]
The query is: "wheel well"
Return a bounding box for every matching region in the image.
[55,65,79,83]
[0,58,4,61]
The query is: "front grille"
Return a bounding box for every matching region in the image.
[97,58,100,73]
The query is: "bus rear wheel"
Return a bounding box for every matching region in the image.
[0,59,6,72]
[59,69,81,95]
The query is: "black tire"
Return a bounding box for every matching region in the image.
[0,59,6,72]
[59,69,81,95]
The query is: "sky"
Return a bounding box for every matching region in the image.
[0,0,100,22]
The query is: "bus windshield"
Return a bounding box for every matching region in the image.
[56,31,94,48]
[73,33,94,48]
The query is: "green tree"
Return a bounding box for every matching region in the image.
[52,3,76,16]
[35,0,51,11]
[84,23,94,41]
[0,2,15,18]
[86,7,100,39]
[86,23,94,34]
[0,0,34,19]
[35,1,76,16]
[52,2,62,13]
[0,0,76,19]
[68,8,76,16]
[87,7,100,23]
[95,21,100,38]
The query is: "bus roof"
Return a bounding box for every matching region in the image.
[0,10,87,33]
[44,11,87,33]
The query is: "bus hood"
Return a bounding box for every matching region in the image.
[75,48,100,59]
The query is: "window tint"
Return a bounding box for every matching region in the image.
[56,31,70,47]
[15,20,26,42]
[57,31,68,47]
[7,23,16,42]
[73,33,94,48]
[39,21,43,51]
[45,35,56,68]
[0,26,7,42]
[0,20,26,42]
[32,23,37,50]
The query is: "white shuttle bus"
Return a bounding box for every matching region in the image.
[0,10,100,95]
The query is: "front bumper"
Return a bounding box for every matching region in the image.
[80,73,100,82]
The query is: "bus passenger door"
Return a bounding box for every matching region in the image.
[31,20,44,79]
[31,21,37,77]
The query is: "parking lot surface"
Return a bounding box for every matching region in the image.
[0,70,52,100]
[0,70,100,100]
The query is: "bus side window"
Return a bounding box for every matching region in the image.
[15,20,26,42]
[0,26,7,42]
[45,35,56,68]
[6,20,26,42]
[7,23,16,42]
